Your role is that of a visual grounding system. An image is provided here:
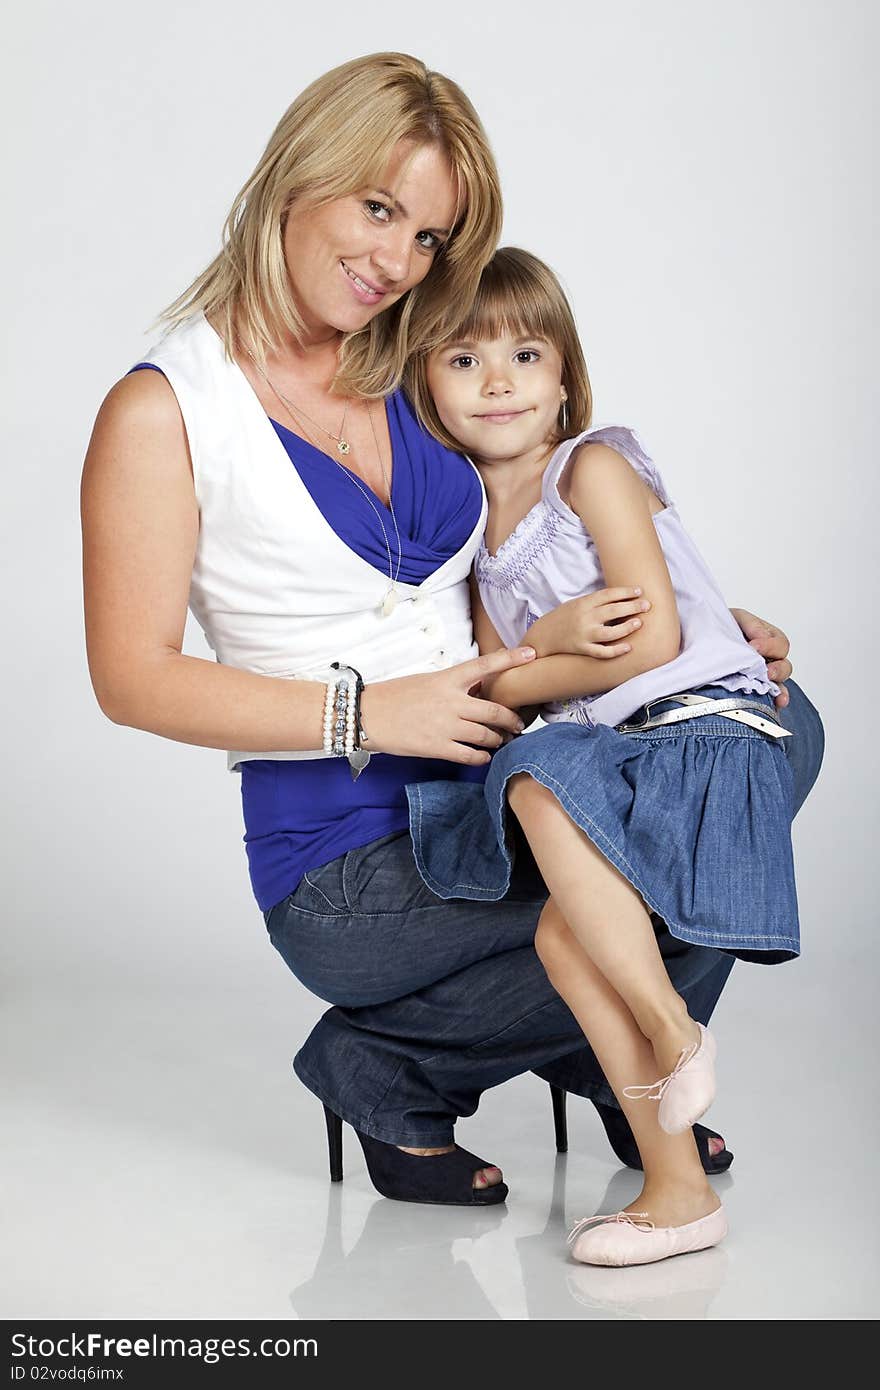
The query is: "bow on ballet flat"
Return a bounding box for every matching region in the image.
[621,1037,701,1103]
[566,1211,655,1246]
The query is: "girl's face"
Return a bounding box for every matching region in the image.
[282,140,458,343]
[427,331,566,465]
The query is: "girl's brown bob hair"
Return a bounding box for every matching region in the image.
[406,246,593,452]
[161,52,502,399]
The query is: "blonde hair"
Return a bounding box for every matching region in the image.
[161,53,502,398]
[407,246,593,451]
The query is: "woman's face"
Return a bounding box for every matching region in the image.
[283,140,459,342]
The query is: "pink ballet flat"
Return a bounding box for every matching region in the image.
[567,1205,728,1267]
[623,1023,717,1135]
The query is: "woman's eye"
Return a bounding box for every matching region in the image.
[365,200,392,221]
[450,355,475,369]
[416,230,444,252]
[515,350,540,363]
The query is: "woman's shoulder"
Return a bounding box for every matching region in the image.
[137,313,231,395]
[87,342,194,489]
[96,363,183,437]
[98,315,215,421]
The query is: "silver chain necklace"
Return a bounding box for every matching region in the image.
[246,350,352,455]
[248,355,404,616]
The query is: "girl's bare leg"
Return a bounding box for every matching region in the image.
[535,896,719,1227]
[508,774,701,1077]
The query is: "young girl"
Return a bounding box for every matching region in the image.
[404,247,800,1267]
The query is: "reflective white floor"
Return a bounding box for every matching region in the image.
[3,942,877,1321]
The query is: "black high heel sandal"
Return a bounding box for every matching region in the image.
[323,1105,509,1206]
[546,1087,733,1175]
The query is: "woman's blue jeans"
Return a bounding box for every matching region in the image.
[264,681,824,1146]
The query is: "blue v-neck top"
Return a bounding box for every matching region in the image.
[131,365,485,911]
[268,391,482,584]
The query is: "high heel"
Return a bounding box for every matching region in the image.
[623,1023,717,1135]
[549,1083,568,1152]
[321,1105,508,1206]
[590,1097,733,1174]
[324,1105,343,1183]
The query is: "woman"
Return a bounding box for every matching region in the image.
[81,53,821,1206]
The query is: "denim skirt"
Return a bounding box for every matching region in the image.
[406,687,800,963]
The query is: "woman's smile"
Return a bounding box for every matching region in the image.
[340,260,389,305]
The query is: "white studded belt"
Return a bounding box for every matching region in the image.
[616,691,791,739]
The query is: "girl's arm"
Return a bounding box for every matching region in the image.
[484,444,681,709]
[467,572,506,657]
[82,371,534,767]
[522,586,649,660]
[468,575,541,726]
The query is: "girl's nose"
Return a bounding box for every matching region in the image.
[484,373,514,396]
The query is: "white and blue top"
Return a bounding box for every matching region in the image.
[132,314,487,913]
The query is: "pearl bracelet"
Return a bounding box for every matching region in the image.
[322,677,341,755]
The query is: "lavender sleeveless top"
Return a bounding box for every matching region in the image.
[475,425,777,729]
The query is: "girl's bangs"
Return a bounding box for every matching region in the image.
[441,276,563,349]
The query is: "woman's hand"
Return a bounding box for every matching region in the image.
[525,588,651,660]
[360,648,537,765]
[730,608,793,709]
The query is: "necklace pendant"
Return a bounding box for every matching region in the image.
[380,586,398,618]
[337,439,351,456]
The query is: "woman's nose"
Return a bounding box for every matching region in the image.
[371,232,412,286]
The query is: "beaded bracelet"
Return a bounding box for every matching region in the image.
[330,662,371,779]
[323,674,353,758]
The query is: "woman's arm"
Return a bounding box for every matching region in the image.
[730,608,793,708]
[484,444,680,709]
[81,371,533,766]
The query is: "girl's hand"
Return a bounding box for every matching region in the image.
[730,608,793,708]
[526,588,651,660]
[360,647,537,765]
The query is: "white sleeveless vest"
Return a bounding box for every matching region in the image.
[143,314,487,770]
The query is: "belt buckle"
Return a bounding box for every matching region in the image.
[619,698,661,733]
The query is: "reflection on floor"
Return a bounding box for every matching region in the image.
[4,953,876,1320]
[291,1157,732,1321]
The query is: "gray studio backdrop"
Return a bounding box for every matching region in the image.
[3,0,874,1164]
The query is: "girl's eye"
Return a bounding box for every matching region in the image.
[515,350,540,363]
[365,200,392,221]
[450,354,476,369]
